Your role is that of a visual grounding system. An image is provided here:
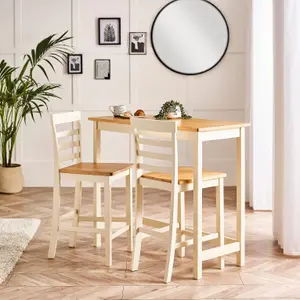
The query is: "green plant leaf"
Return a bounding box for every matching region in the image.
[0,31,73,166]
[37,65,49,81]
[44,59,56,73]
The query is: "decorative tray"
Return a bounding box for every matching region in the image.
[113,114,146,119]
[113,115,130,119]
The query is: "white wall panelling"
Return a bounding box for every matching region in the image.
[0,0,250,189]
[249,0,273,210]
[0,0,14,51]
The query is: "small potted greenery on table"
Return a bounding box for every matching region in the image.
[154,100,192,120]
[0,32,72,194]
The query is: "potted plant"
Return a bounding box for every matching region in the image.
[0,32,72,194]
[155,100,192,120]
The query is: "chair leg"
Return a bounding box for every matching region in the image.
[164,190,179,283]
[216,178,225,270]
[131,180,143,271]
[48,174,61,259]
[69,181,82,248]
[93,182,102,248]
[176,192,185,258]
[126,169,133,252]
[104,178,112,267]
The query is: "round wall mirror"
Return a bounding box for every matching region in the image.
[151,0,230,75]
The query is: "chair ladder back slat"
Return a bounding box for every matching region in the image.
[131,118,178,184]
[59,152,81,163]
[51,111,82,170]
[58,140,80,151]
[52,111,81,125]
[138,163,172,174]
[56,129,80,139]
[137,136,172,148]
[137,150,173,162]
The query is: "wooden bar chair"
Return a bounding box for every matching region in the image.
[130,118,226,283]
[48,111,134,266]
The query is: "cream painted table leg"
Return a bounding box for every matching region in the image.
[93,122,102,248]
[216,178,225,269]
[193,132,203,279]
[236,127,245,266]
[126,168,133,252]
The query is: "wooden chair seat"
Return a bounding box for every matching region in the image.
[142,167,226,184]
[60,162,134,177]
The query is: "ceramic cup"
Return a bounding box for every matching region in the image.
[109,105,127,116]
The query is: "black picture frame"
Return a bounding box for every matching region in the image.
[94,59,111,80]
[67,54,83,74]
[150,0,230,76]
[129,32,147,55]
[98,18,121,45]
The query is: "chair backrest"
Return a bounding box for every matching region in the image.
[131,118,178,186]
[51,111,82,170]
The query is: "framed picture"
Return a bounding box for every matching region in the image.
[67,54,83,74]
[98,18,121,45]
[95,59,111,80]
[129,32,147,55]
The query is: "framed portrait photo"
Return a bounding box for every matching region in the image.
[95,59,111,80]
[129,32,147,55]
[67,54,83,74]
[98,18,121,45]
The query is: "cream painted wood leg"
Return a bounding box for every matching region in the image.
[132,180,143,271]
[216,178,225,269]
[164,190,179,283]
[193,133,203,279]
[93,123,102,248]
[236,127,246,266]
[126,169,133,252]
[69,181,82,248]
[104,178,112,267]
[177,192,185,258]
[48,173,61,259]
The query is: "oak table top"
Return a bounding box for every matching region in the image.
[88,116,250,132]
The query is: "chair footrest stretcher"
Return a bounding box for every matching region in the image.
[59,224,130,241]
[202,242,240,261]
[79,216,127,223]
[182,229,219,242]
[137,217,240,262]
[137,227,169,239]
[175,238,240,261]
[59,214,127,223]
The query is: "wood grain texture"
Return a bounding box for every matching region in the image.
[142,167,226,184]
[0,187,295,300]
[88,116,250,132]
[59,163,134,176]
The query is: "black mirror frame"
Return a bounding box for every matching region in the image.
[150,0,230,76]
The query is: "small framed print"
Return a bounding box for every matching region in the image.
[95,59,111,80]
[98,18,121,45]
[67,54,83,74]
[129,32,147,55]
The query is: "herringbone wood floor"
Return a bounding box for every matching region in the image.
[0,187,297,300]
